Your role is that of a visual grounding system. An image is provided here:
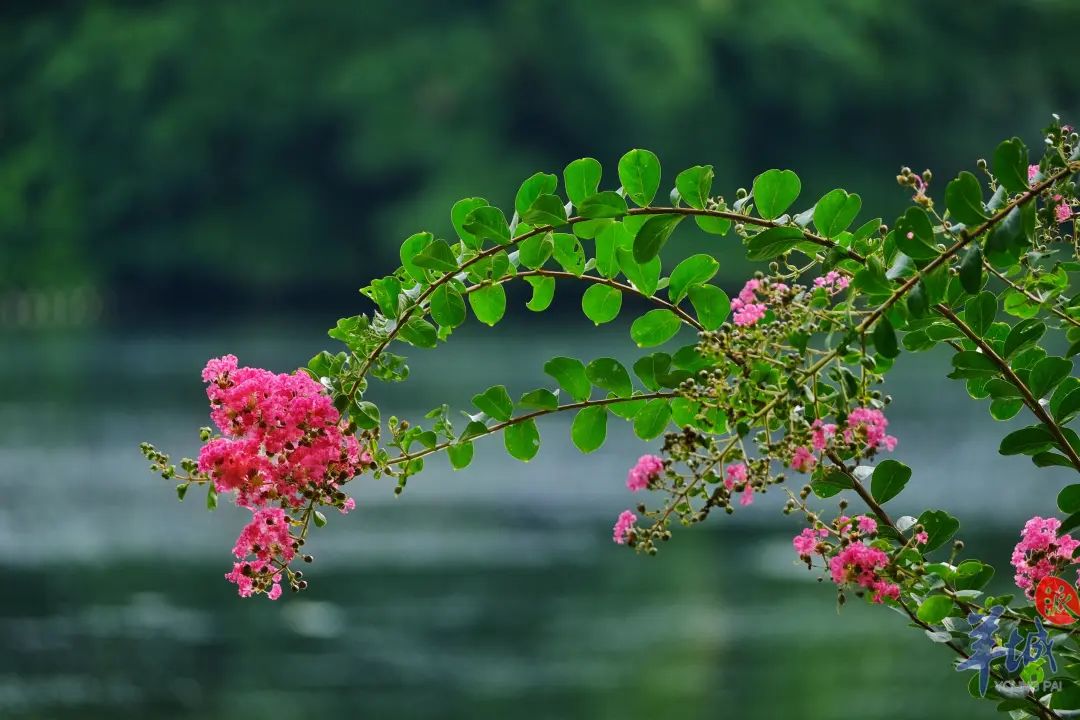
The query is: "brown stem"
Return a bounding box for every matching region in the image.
[982,260,1080,330]
[824,450,897,533]
[385,391,676,467]
[934,303,1080,472]
[856,162,1080,334]
[466,268,704,331]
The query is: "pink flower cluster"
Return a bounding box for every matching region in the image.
[813,271,850,294]
[627,454,663,492]
[724,462,754,506]
[1029,164,1040,184]
[1054,194,1073,223]
[225,507,296,600]
[198,355,370,509]
[198,355,372,599]
[1011,516,1080,599]
[793,527,828,558]
[789,409,895,475]
[790,446,816,473]
[613,510,637,544]
[843,407,897,452]
[731,279,769,327]
[828,541,900,603]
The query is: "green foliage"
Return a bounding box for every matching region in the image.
[813,189,862,238]
[581,284,623,325]
[631,310,682,348]
[151,118,1080,715]
[752,169,801,220]
[618,149,662,207]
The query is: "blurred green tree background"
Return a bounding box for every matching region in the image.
[3,0,1078,318]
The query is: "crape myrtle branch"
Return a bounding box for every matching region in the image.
[143,123,1080,718]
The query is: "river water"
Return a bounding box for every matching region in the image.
[2,320,1071,719]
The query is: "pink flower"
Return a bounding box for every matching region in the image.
[627,454,663,492]
[790,446,817,473]
[828,541,895,603]
[197,355,373,598]
[733,302,767,326]
[856,516,878,535]
[730,279,768,327]
[843,407,897,453]
[793,527,829,558]
[813,271,850,294]
[1057,202,1073,223]
[1029,164,1040,184]
[1011,516,1080,598]
[724,462,748,490]
[914,531,929,545]
[811,420,837,451]
[197,356,370,510]
[340,497,356,514]
[613,510,637,545]
[740,486,754,506]
[870,580,900,603]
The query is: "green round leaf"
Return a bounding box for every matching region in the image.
[993,137,1029,195]
[870,459,911,504]
[633,353,672,392]
[585,357,633,398]
[571,405,608,453]
[472,385,514,421]
[544,357,591,402]
[617,247,661,297]
[999,425,1055,456]
[552,233,586,275]
[398,317,438,348]
[519,232,554,270]
[463,206,511,245]
[745,226,804,261]
[1030,356,1072,399]
[917,509,960,552]
[813,188,862,237]
[668,254,719,303]
[581,284,623,325]
[430,284,466,328]
[518,388,559,411]
[872,317,900,359]
[1058,484,1080,514]
[578,191,627,219]
[958,244,984,295]
[894,207,937,260]
[633,398,672,440]
[451,197,489,249]
[618,149,661,207]
[916,595,955,625]
[469,283,507,326]
[447,442,474,470]
[630,309,682,347]
[514,172,557,216]
[752,169,801,220]
[400,231,434,282]
[522,194,568,227]
[963,291,997,337]
[564,158,602,207]
[524,275,555,312]
[675,165,714,210]
[633,214,684,263]
[944,171,988,225]
[504,418,541,462]
[686,285,730,331]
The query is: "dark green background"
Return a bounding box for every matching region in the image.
[4,2,1079,718]
[4,0,1079,319]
